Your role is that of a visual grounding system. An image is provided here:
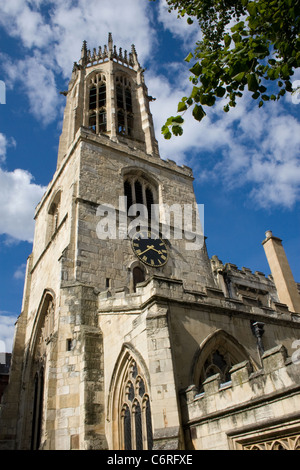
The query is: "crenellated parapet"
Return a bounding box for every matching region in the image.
[77,33,141,70]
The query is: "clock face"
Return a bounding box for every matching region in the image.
[131,231,168,267]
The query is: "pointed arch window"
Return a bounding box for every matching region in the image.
[116,75,133,136]
[119,358,153,450]
[88,73,107,133]
[192,330,256,393]
[30,293,55,450]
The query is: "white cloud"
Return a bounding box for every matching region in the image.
[0,133,8,163]
[157,0,201,47]
[147,71,300,208]
[13,263,27,280]
[4,52,60,125]
[1,0,155,123]
[0,315,17,353]
[51,0,154,77]
[0,168,46,242]
[0,0,53,48]
[0,0,299,210]
[0,133,16,163]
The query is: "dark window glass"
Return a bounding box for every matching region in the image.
[118,110,125,134]
[89,87,97,109]
[146,400,153,450]
[124,405,132,450]
[99,110,107,132]
[89,113,96,132]
[128,382,134,401]
[31,369,44,450]
[131,361,138,379]
[116,85,124,108]
[135,402,143,450]
[138,379,145,397]
[135,181,143,205]
[127,114,134,136]
[124,180,133,211]
[125,88,132,112]
[133,266,145,292]
[146,187,154,220]
[98,84,106,108]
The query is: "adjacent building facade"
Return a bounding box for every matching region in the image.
[1,35,300,450]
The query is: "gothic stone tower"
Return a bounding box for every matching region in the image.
[0,34,214,450]
[1,35,300,451]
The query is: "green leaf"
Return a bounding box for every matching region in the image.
[185,52,193,63]
[172,125,183,136]
[247,2,257,16]
[171,115,184,124]
[161,125,172,140]
[190,62,202,77]
[233,72,246,82]
[216,86,226,97]
[231,21,245,32]
[232,32,241,44]
[224,34,231,48]
[192,104,206,121]
[247,73,259,92]
[177,101,188,112]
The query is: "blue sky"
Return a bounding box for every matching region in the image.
[0,0,299,353]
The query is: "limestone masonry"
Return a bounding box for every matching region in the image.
[1,35,300,450]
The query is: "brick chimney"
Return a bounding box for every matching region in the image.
[262,230,300,313]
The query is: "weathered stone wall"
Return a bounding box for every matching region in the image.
[182,345,300,450]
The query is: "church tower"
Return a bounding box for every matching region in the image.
[2,34,300,452]
[0,34,215,450]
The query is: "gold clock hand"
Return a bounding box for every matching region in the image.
[138,245,154,255]
[150,247,162,254]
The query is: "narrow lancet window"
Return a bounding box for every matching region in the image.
[116,75,133,136]
[88,73,107,133]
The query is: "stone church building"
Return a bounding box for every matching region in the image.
[1,35,300,451]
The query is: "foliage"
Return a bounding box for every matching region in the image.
[151,0,300,138]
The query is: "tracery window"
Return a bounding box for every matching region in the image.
[116,75,133,136]
[192,330,253,394]
[242,435,300,450]
[120,358,153,450]
[88,73,107,133]
[200,349,233,389]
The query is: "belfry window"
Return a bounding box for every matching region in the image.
[124,176,156,221]
[116,75,133,136]
[88,73,107,133]
[120,358,153,450]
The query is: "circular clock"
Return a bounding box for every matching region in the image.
[131,231,168,267]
